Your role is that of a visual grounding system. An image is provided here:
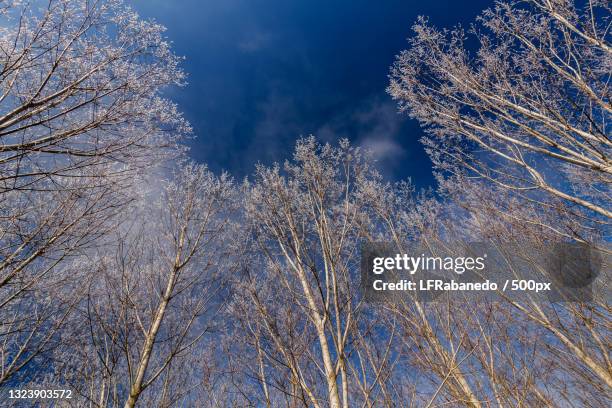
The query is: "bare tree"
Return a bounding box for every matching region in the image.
[389,3,611,400]
[45,163,236,407]
[0,0,188,182]
[0,0,188,386]
[439,175,611,397]
[388,0,611,235]
[232,138,406,408]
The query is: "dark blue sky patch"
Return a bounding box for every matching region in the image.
[130,0,493,188]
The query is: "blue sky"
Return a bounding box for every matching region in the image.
[130,0,493,188]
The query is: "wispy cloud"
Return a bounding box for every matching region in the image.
[315,97,407,178]
[238,31,272,52]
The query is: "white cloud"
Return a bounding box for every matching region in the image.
[359,137,405,161]
[314,96,407,176]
